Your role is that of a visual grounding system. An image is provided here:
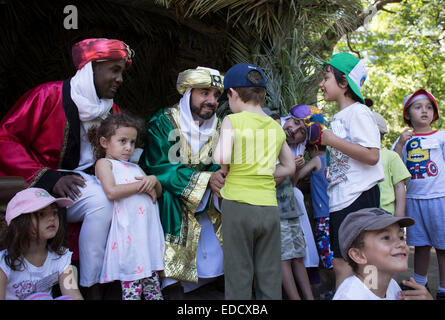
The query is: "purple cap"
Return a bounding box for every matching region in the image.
[289,104,312,119]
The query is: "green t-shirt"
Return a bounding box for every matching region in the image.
[220,111,285,206]
[379,147,411,214]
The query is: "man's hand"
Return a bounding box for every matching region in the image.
[52,175,86,200]
[209,169,226,198]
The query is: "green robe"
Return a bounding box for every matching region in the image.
[139,104,222,282]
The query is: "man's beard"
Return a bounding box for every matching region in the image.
[190,102,217,121]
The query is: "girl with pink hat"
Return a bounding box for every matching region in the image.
[0,188,83,300]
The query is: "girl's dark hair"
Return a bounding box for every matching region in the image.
[88,112,143,160]
[0,204,66,271]
[323,64,363,104]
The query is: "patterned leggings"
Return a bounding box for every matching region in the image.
[314,217,334,270]
[121,272,163,300]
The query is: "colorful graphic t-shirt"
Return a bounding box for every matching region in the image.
[399,130,445,199]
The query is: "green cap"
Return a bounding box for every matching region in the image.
[324,52,368,104]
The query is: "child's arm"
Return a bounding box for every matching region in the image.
[136,168,162,197]
[393,128,414,158]
[393,180,407,217]
[59,265,83,300]
[0,268,6,300]
[274,141,296,178]
[321,129,379,165]
[96,159,147,201]
[295,156,321,183]
[136,168,162,203]
[213,116,234,166]
[274,176,286,186]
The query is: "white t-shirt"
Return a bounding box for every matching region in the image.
[0,249,72,300]
[333,275,401,300]
[326,102,384,212]
[397,130,445,199]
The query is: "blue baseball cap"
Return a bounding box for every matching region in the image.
[218,63,267,102]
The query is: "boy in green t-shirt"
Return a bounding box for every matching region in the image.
[372,111,411,216]
[213,63,295,299]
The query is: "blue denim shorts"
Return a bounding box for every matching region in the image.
[406,196,445,250]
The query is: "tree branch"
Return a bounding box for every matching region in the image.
[346,33,361,58]
[303,0,402,60]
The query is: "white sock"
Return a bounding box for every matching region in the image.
[413,273,428,286]
[438,286,445,293]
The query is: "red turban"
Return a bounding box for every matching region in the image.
[72,38,134,70]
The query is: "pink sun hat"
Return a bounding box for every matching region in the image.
[5,188,73,226]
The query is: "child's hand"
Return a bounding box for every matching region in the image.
[398,128,414,146]
[294,155,305,170]
[398,277,433,300]
[320,129,333,146]
[135,175,158,194]
[147,188,157,204]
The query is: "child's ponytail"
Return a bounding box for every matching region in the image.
[87,125,105,160]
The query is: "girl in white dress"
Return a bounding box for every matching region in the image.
[89,113,165,300]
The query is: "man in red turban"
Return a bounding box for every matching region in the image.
[0,38,134,299]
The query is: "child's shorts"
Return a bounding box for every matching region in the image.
[405,196,445,250]
[280,217,306,261]
[314,217,333,269]
[330,184,380,258]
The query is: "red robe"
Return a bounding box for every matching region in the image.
[0,79,120,190]
[0,79,120,260]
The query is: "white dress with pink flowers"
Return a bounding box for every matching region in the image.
[100,159,165,283]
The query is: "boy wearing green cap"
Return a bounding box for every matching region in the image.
[318,52,384,289]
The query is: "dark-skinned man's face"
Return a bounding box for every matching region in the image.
[92,59,126,99]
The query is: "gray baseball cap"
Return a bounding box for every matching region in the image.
[339,208,415,260]
[372,111,388,135]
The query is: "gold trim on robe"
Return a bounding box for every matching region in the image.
[161,105,223,282]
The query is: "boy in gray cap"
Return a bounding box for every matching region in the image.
[333,207,432,300]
